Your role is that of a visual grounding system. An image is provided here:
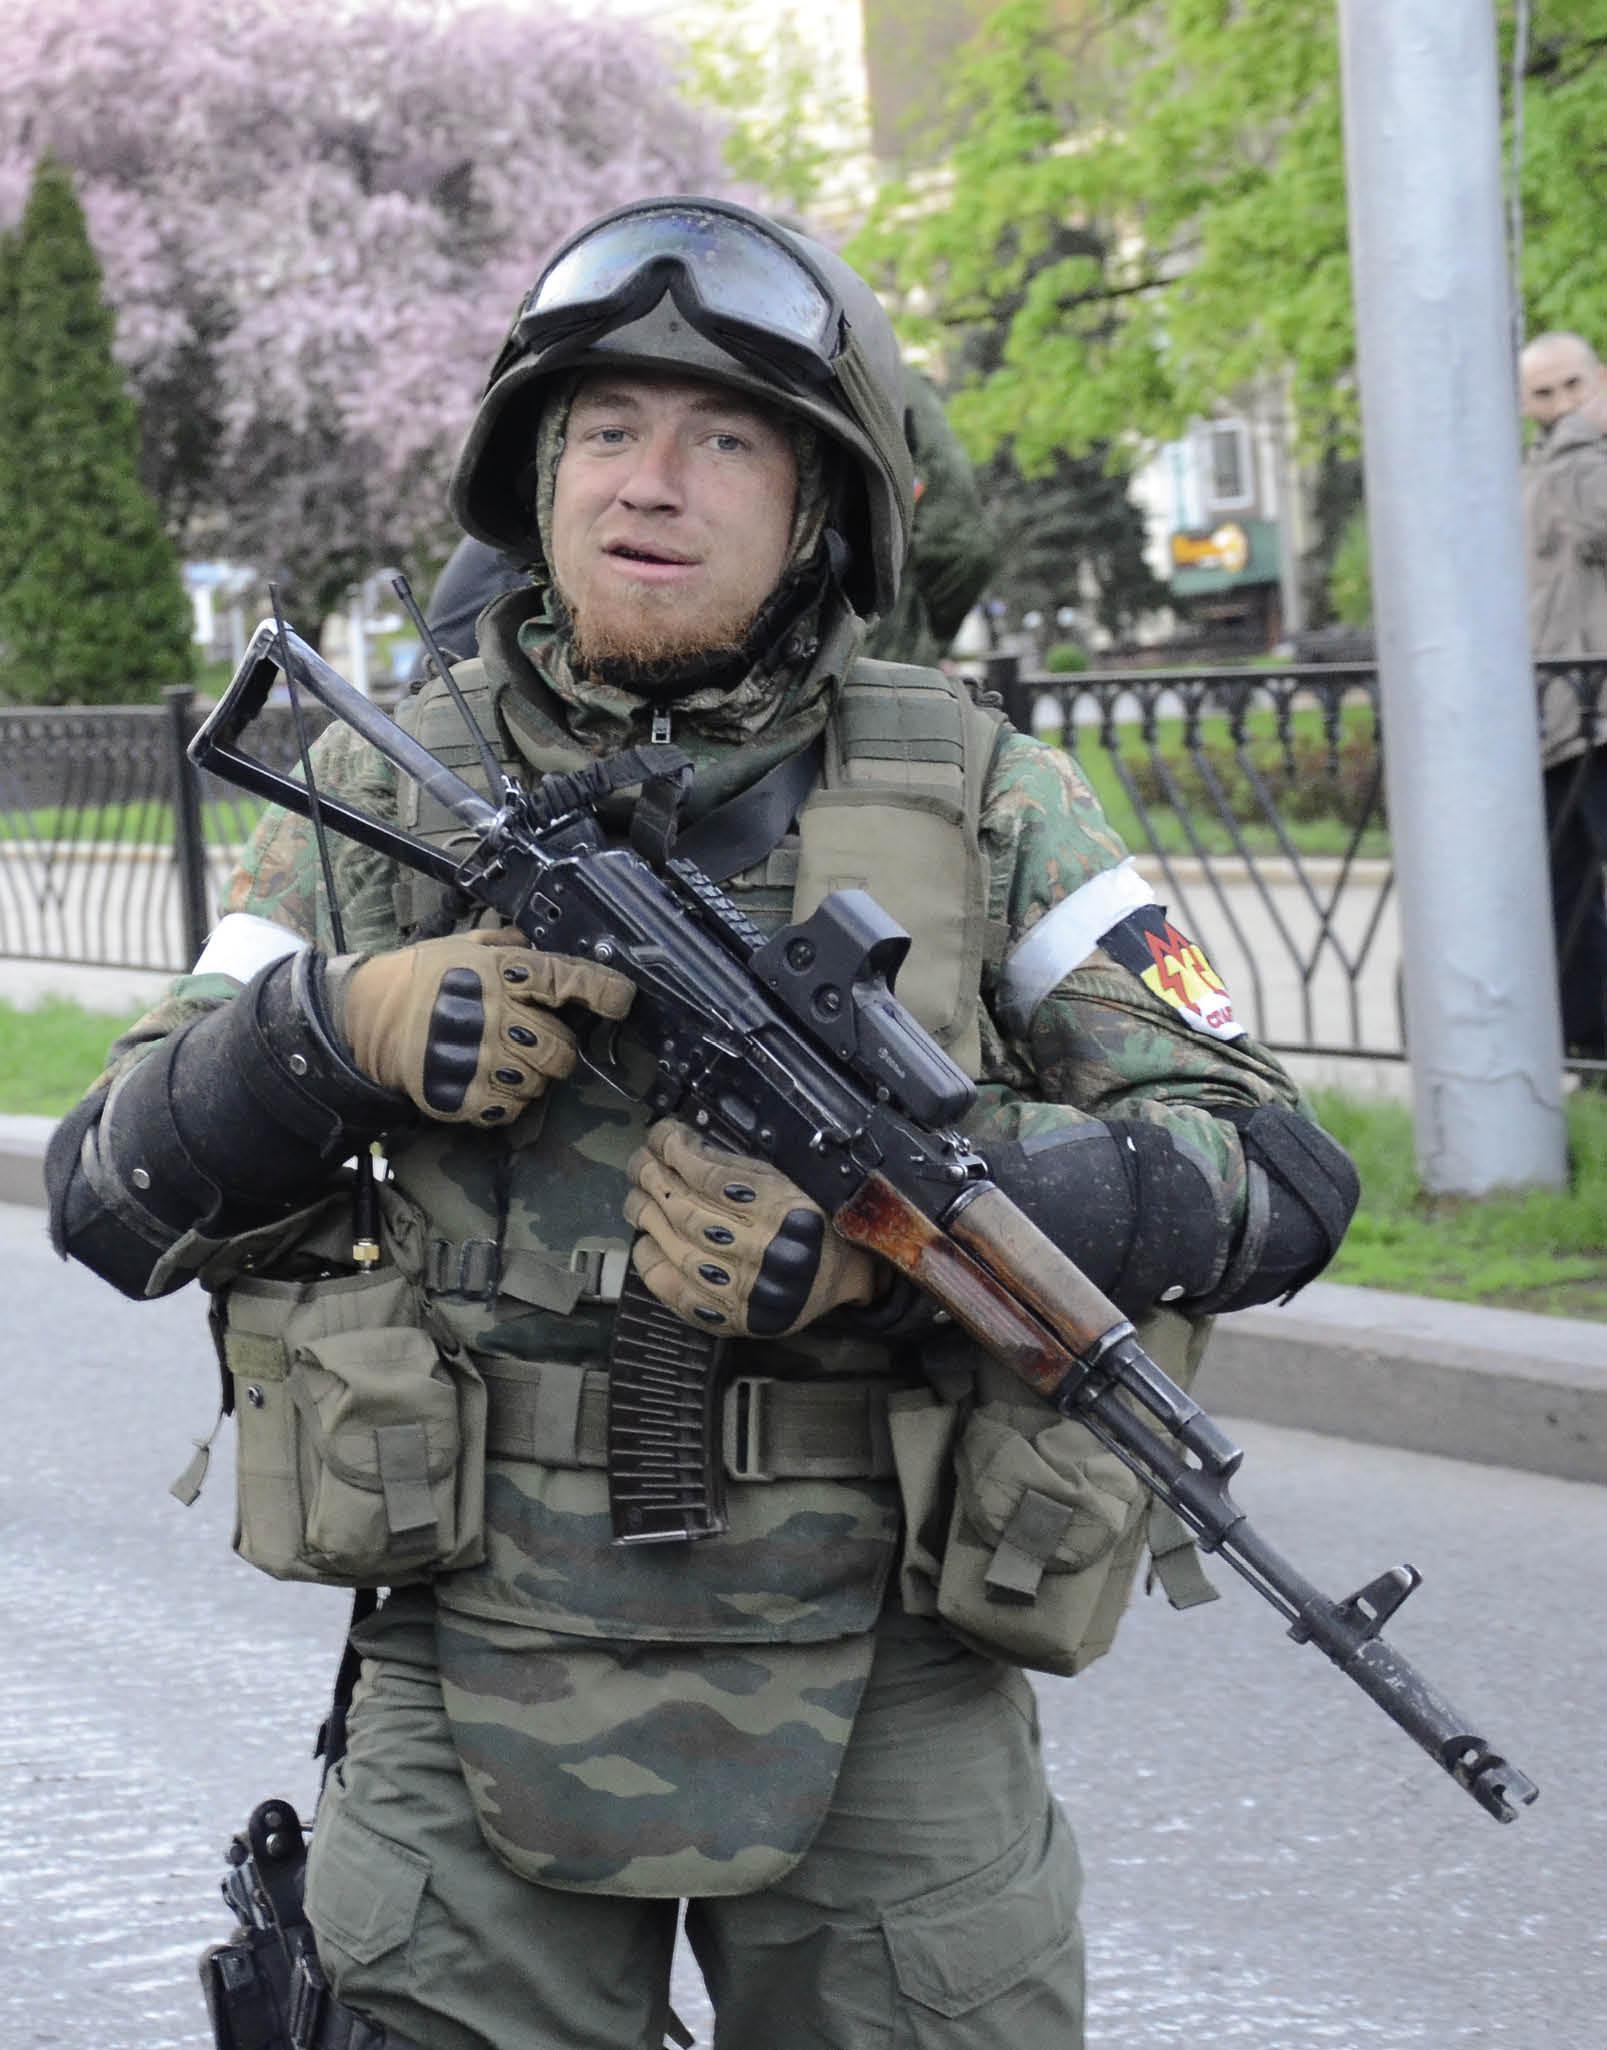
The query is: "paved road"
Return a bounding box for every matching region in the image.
[2,1199,1598,2049]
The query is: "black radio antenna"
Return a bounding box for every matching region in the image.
[268,584,380,1264]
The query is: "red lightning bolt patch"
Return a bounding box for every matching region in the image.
[1099,907,1246,1042]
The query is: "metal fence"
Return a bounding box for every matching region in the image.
[0,688,328,975]
[984,653,1606,1070]
[1,662,1603,1071]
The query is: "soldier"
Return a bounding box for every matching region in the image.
[48,198,1357,2050]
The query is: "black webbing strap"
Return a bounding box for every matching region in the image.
[630,765,695,865]
[1221,1102,1357,1261]
[671,737,824,883]
[315,1586,379,1784]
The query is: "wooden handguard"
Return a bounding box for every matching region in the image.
[833,1174,1127,1404]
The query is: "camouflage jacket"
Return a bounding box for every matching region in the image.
[106,601,1303,1897]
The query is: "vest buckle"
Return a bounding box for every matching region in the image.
[570,1238,631,1303]
[425,1235,500,1301]
[723,1375,776,1483]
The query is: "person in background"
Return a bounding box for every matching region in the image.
[1520,329,1607,1062]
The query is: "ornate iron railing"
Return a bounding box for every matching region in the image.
[986,654,1606,1072]
[0,690,328,973]
[1,663,1602,1074]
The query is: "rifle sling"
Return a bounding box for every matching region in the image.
[671,736,824,882]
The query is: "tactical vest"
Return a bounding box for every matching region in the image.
[354,648,1211,1898]
[391,653,1007,1077]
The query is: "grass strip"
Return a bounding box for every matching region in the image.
[0,997,146,1115]
[1310,1085,1607,1320]
[3,798,264,845]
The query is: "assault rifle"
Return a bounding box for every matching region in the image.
[190,612,1539,1827]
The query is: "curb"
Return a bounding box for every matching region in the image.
[1198,1282,1607,1488]
[4,1114,1603,1486]
[0,1116,54,1210]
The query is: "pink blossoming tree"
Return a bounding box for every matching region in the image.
[0,0,729,624]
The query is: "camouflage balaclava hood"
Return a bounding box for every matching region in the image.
[449,197,915,625]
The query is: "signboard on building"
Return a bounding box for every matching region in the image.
[1168,518,1279,595]
[1171,522,1250,574]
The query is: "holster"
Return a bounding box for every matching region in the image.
[200,1798,421,2050]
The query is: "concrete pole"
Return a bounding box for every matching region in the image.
[1337,0,1567,1193]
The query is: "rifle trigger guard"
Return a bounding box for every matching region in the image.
[573,1018,638,1102]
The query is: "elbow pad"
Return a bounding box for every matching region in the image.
[48,950,409,1298]
[1194,1104,1360,1313]
[984,1120,1229,1321]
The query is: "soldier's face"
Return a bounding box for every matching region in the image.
[1522,339,1602,427]
[549,371,798,667]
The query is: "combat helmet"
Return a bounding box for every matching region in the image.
[448,196,916,622]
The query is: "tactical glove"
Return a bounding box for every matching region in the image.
[337,928,634,1125]
[624,1119,881,1336]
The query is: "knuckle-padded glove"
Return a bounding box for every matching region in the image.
[336,928,634,1126]
[623,1118,881,1337]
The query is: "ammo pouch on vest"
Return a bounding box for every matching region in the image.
[213,1258,487,1589]
[887,1309,1217,1678]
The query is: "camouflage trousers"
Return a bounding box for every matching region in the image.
[304,1604,1085,2049]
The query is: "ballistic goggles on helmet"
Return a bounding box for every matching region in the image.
[500,199,847,391]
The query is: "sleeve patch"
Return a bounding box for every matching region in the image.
[1100,907,1247,1042]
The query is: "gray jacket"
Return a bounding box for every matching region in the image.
[1522,409,1607,767]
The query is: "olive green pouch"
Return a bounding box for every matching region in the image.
[218,1265,486,1587]
[885,1385,964,1620]
[889,1310,1216,1677]
[934,1400,1150,1676]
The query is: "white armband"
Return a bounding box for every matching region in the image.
[995,857,1156,1035]
[190,912,310,984]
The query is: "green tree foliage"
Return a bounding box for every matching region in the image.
[852,0,1607,465]
[0,224,21,607]
[848,4,1170,635]
[676,0,855,215]
[978,446,1163,637]
[1513,5,1607,347]
[0,159,191,704]
[1302,447,1365,628]
[852,2,1146,461]
[1328,507,1372,630]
